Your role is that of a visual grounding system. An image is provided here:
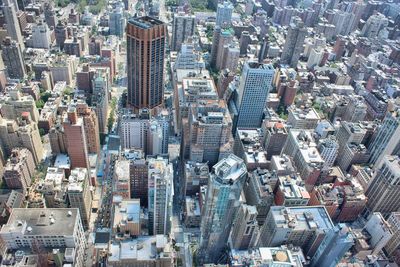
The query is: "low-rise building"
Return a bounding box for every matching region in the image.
[275,174,310,207]
[234,128,268,171]
[184,196,201,228]
[287,106,321,129]
[229,246,306,267]
[0,208,86,267]
[113,199,141,238]
[107,235,174,267]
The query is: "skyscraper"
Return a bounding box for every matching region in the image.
[126,16,167,111]
[366,155,400,217]
[67,168,92,229]
[216,1,233,27]
[229,204,259,250]
[2,0,24,50]
[109,0,126,37]
[231,62,274,132]
[171,12,195,51]
[148,157,173,235]
[0,113,43,165]
[2,37,26,79]
[199,154,247,264]
[187,100,233,165]
[310,224,354,267]
[31,20,52,49]
[63,106,89,169]
[368,110,400,166]
[281,17,307,67]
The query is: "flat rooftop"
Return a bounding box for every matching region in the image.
[113,199,140,229]
[108,235,171,262]
[1,208,79,236]
[128,16,164,29]
[271,206,334,231]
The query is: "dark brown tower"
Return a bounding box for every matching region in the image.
[126,16,167,111]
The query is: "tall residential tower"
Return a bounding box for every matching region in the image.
[126,16,167,111]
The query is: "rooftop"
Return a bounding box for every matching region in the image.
[212,154,246,184]
[108,235,172,262]
[1,208,79,236]
[271,206,334,231]
[128,16,164,29]
[230,246,305,266]
[113,199,140,229]
[67,168,88,192]
[278,175,310,201]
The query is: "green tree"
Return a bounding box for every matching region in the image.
[40,91,52,103]
[36,100,45,109]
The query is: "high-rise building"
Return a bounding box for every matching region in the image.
[187,100,233,165]
[243,168,276,225]
[385,212,400,256]
[120,111,169,156]
[74,100,101,155]
[229,204,259,250]
[2,0,24,50]
[364,90,388,121]
[343,95,367,122]
[368,110,400,166]
[67,168,92,229]
[337,143,370,173]
[1,37,26,79]
[175,76,218,132]
[212,28,233,70]
[3,148,35,194]
[49,123,68,155]
[0,86,39,123]
[148,157,173,235]
[366,155,400,217]
[122,149,148,206]
[171,12,195,51]
[199,154,247,263]
[91,68,110,134]
[258,206,335,257]
[231,62,274,132]
[364,212,393,255]
[30,20,52,49]
[0,208,86,267]
[210,27,222,68]
[361,12,388,39]
[55,20,68,49]
[220,43,240,72]
[262,120,288,160]
[281,129,324,189]
[335,121,366,157]
[310,224,354,267]
[280,17,307,67]
[63,106,90,169]
[126,16,167,110]
[109,0,126,37]
[0,113,43,165]
[318,135,339,169]
[216,1,233,27]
